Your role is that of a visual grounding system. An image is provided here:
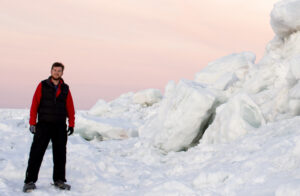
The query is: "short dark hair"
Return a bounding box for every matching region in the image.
[51,62,64,71]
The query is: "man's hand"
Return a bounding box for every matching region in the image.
[67,127,74,136]
[29,125,36,134]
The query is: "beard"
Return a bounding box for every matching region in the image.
[51,75,61,81]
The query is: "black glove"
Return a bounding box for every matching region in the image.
[29,125,36,134]
[67,127,74,136]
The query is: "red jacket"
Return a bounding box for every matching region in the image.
[29,80,75,127]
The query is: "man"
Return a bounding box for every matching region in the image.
[23,62,75,192]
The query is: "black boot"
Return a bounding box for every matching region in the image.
[23,182,36,192]
[53,180,71,190]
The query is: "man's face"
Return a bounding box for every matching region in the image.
[51,67,63,80]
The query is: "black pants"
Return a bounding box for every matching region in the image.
[24,122,68,183]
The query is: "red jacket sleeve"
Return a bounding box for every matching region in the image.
[29,83,42,126]
[66,90,75,127]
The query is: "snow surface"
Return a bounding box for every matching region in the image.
[2,108,300,195]
[2,0,300,195]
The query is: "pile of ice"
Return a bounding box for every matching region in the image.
[138,0,300,152]
[138,51,263,151]
[139,80,219,152]
[76,89,162,141]
[77,0,300,153]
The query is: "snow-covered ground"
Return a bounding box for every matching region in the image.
[1,109,300,196]
[2,0,300,195]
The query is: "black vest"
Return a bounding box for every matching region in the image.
[38,78,69,123]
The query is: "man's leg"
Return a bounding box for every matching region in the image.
[51,123,68,182]
[24,123,51,183]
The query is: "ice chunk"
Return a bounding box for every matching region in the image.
[202,94,265,144]
[88,99,110,116]
[213,72,239,90]
[289,81,300,99]
[242,64,279,94]
[76,114,132,141]
[164,80,176,98]
[287,56,300,84]
[81,90,158,141]
[195,52,255,90]
[288,99,300,116]
[271,0,300,38]
[288,81,300,115]
[141,80,218,152]
[133,89,162,106]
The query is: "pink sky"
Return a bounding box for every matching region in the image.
[0,0,278,109]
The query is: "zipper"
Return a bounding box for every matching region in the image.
[53,86,57,105]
